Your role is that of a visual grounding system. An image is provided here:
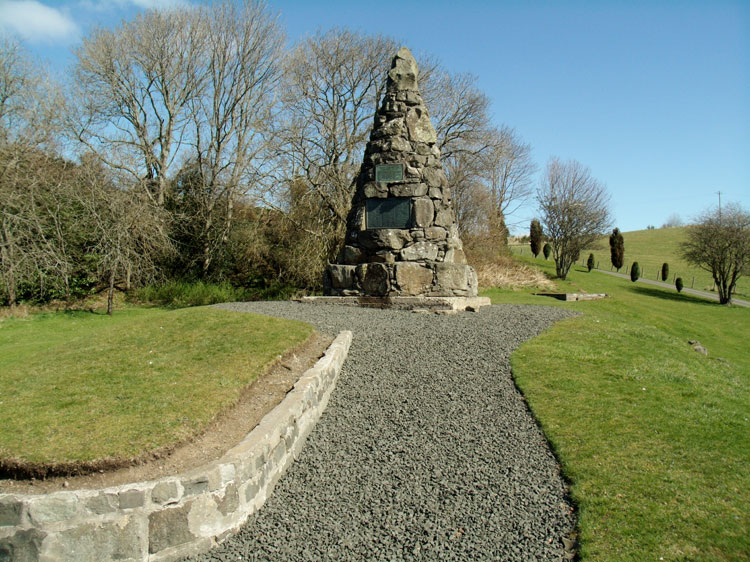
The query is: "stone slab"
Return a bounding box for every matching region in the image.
[298,295,491,311]
[533,293,608,301]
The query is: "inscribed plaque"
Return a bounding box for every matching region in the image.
[366,198,412,229]
[375,163,404,183]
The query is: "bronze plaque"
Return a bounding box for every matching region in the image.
[366,198,412,229]
[375,163,403,183]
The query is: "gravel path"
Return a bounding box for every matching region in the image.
[185,302,577,561]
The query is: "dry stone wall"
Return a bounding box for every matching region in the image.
[0,331,352,562]
[325,47,477,298]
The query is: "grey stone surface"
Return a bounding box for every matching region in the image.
[152,481,180,506]
[118,489,145,510]
[46,517,143,561]
[27,494,77,525]
[0,528,46,562]
[184,301,577,561]
[0,497,22,527]
[394,263,434,296]
[149,503,195,554]
[325,47,476,298]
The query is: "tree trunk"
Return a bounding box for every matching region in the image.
[107,270,115,315]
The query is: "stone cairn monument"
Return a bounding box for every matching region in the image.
[319,47,487,311]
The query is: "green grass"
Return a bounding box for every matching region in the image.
[512,226,750,298]
[0,306,312,466]
[481,258,750,560]
[130,279,299,308]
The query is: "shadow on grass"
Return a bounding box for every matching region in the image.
[628,285,719,307]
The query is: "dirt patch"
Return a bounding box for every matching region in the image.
[0,332,333,494]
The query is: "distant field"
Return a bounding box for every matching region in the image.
[512,226,749,298]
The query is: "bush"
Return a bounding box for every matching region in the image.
[543,243,551,260]
[529,219,543,258]
[587,253,595,272]
[676,277,683,293]
[630,262,640,282]
[661,262,669,282]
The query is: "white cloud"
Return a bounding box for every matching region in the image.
[0,1,80,43]
[77,0,190,10]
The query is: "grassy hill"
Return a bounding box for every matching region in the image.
[513,226,749,299]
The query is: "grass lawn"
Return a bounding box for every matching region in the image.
[512,226,750,298]
[0,306,312,468]
[481,258,750,561]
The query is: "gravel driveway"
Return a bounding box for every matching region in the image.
[185,302,577,561]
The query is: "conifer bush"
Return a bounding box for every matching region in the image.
[630,261,640,282]
[676,277,684,293]
[661,262,669,282]
[587,253,595,272]
[543,243,551,260]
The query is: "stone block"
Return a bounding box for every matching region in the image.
[118,489,144,510]
[28,493,77,525]
[328,265,357,289]
[0,497,23,527]
[359,263,390,296]
[371,250,396,263]
[425,226,447,240]
[181,476,209,497]
[395,263,434,295]
[405,107,437,143]
[444,247,467,264]
[434,207,454,227]
[400,241,439,262]
[388,136,411,152]
[359,229,410,251]
[380,117,405,136]
[422,167,445,188]
[342,245,364,264]
[390,182,427,197]
[435,263,472,292]
[152,481,180,505]
[214,484,239,517]
[412,198,434,228]
[149,503,195,554]
[0,528,46,562]
[46,516,143,562]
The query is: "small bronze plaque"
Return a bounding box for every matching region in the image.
[366,198,412,229]
[375,163,403,183]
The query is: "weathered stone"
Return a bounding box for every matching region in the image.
[387,46,418,91]
[372,251,396,263]
[118,488,144,509]
[412,198,434,228]
[425,226,448,240]
[149,502,195,553]
[46,517,143,562]
[360,263,390,296]
[359,229,410,251]
[244,478,261,503]
[434,207,454,227]
[182,476,209,497]
[400,241,439,261]
[328,265,357,289]
[422,167,445,188]
[405,107,437,144]
[0,497,22,526]
[444,247,468,264]
[388,136,411,152]
[342,245,364,264]
[395,263,434,295]
[380,117,405,136]
[0,528,46,562]
[404,164,420,179]
[435,263,472,291]
[215,484,239,516]
[390,182,427,197]
[28,493,77,525]
[152,481,180,505]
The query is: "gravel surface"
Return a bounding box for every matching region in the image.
[185,302,577,561]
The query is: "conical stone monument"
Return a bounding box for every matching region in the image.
[323,47,483,307]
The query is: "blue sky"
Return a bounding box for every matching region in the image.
[1,0,748,233]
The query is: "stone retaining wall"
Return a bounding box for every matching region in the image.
[0,331,352,562]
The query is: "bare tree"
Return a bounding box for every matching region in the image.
[0,39,64,305]
[662,213,684,228]
[184,0,284,275]
[271,28,397,229]
[71,8,206,204]
[537,157,611,279]
[682,203,750,305]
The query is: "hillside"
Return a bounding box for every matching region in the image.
[514,227,749,299]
